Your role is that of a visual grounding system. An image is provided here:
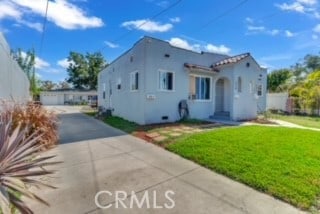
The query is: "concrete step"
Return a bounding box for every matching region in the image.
[214,111,230,116]
[209,115,230,121]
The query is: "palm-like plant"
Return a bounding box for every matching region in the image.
[0,116,59,214]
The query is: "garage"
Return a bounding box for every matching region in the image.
[41,94,59,105]
[40,90,97,106]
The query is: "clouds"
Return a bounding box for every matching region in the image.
[245,17,295,37]
[121,16,181,33]
[169,37,197,51]
[205,44,231,54]
[276,2,306,13]
[121,19,173,33]
[20,51,50,69]
[246,24,282,36]
[285,30,295,37]
[104,41,119,49]
[313,24,320,39]
[35,56,50,70]
[0,1,21,20]
[0,0,104,31]
[276,0,319,18]
[57,58,70,69]
[170,17,181,23]
[168,37,231,54]
[314,23,320,32]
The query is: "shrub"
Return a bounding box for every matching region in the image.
[1,101,59,150]
[0,115,60,214]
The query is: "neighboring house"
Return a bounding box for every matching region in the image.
[0,32,30,102]
[98,36,267,125]
[40,89,97,105]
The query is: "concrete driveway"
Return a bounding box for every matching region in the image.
[29,106,304,214]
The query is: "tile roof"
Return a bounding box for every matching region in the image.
[214,53,250,67]
[184,63,219,73]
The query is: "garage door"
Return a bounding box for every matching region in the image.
[41,94,59,105]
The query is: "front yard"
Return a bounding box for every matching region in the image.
[85,112,320,211]
[270,113,320,129]
[167,126,320,210]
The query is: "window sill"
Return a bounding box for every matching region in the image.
[130,90,139,92]
[158,89,175,92]
[190,99,212,102]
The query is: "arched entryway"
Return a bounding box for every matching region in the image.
[215,78,231,117]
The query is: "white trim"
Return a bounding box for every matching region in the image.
[257,84,263,97]
[189,74,212,101]
[158,69,175,92]
[237,76,242,93]
[130,70,139,92]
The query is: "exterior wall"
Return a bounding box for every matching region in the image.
[267,93,288,111]
[231,57,267,120]
[143,38,229,124]
[0,33,30,103]
[98,36,266,124]
[98,40,146,124]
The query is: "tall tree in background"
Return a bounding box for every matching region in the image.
[13,49,40,99]
[66,52,107,90]
[40,80,57,90]
[304,54,320,72]
[267,69,292,92]
[57,81,71,89]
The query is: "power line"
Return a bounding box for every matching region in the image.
[39,0,50,55]
[98,0,183,52]
[198,0,249,31]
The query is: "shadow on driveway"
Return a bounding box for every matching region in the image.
[58,113,125,144]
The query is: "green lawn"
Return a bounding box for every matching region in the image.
[270,114,320,129]
[167,126,320,210]
[103,116,140,133]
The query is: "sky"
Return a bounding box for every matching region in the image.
[0,0,320,83]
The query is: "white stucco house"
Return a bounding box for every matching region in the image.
[98,36,267,125]
[40,90,97,106]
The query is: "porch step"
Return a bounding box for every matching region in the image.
[210,111,230,120]
[214,111,230,117]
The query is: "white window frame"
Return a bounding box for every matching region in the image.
[130,71,139,92]
[189,74,212,102]
[257,84,263,97]
[158,69,175,92]
[237,76,242,93]
[102,83,106,99]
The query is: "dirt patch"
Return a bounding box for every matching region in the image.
[132,121,225,146]
[247,118,278,125]
[133,131,153,142]
[135,121,212,131]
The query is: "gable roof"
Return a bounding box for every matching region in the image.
[213,53,250,67]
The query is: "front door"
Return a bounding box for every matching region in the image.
[215,79,224,112]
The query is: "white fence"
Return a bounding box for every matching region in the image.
[267,93,288,111]
[0,33,30,103]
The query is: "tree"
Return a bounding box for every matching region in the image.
[66,52,107,90]
[13,49,40,99]
[304,54,320,72]
[40,80,57,90]
[267,69,292,92]
[57,81,71,89]
[290,70,320,115]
